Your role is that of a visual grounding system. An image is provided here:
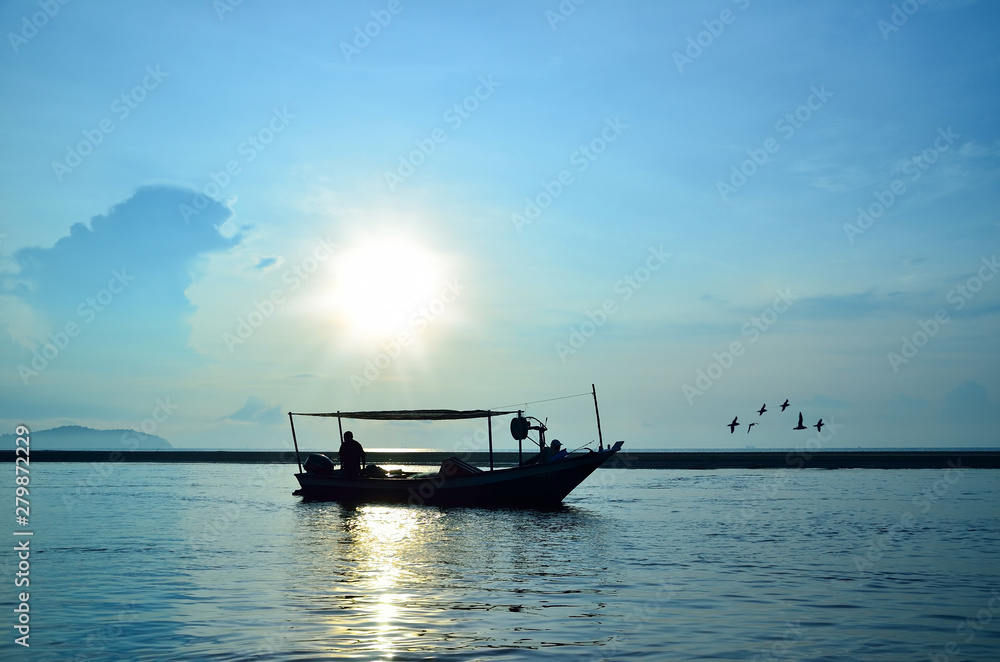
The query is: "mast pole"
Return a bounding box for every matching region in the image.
[288,412,303,473]
[592,384,604,451]
[487,413,494,471]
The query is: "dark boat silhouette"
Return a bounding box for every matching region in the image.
[288,386,623,507]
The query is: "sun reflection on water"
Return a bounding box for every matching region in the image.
[301,504,442,659]
[289,500,616,658]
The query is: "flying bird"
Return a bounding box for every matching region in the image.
[780,399,790,412]
[757,404,767,416]
[747,422,757,433]
[793,412,808,430]
[814,419,824,433]
[728,416,740,434]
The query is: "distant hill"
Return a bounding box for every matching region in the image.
[1,425,172,450]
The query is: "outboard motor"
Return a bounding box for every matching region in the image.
[304,453,335,476]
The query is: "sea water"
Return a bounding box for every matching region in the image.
[2,462,999,660]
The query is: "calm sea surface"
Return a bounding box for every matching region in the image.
[4,462,999,660]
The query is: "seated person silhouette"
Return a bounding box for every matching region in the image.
[525,440,566,465]
[339,431,366,477]
[549,439,569,460]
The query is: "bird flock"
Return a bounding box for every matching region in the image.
[727,399,824,434]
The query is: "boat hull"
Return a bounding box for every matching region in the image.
[294,445,622,508]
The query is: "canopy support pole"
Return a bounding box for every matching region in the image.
[487,413,494,471]
[288,412,303,473]
[592,384,604,451]
[337,413,344,470]
[517,409,523,466]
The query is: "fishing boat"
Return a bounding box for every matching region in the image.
[288,385,624,507]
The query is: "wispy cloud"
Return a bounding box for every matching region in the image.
[223,396,284,425]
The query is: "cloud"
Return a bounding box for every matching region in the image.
[792,290,935,321]
[942,381,995,424]
[7,185,238,313]
[223,396,284,425]
[807,165,880,193]
[251,256,280,272]
[1,186,241,368]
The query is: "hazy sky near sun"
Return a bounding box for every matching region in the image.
[1,0,998,450]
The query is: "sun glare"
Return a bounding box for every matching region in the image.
[331,237,447,339]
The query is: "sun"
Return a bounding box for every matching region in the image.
[330,237,447,339]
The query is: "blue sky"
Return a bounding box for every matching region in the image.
[1,0,998,450]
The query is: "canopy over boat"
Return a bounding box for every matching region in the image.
[289,409,518,421]
[287,409,521,472]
